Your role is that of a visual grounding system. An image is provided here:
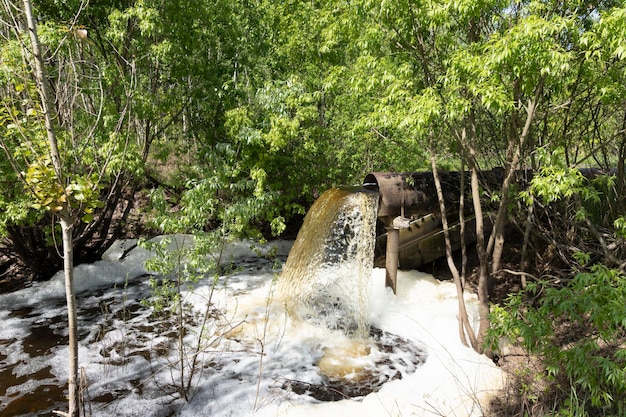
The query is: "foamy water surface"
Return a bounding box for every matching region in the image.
[0,237,504,417]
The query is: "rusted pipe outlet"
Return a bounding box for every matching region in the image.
[363,169,518,222]
[363,172,432,223]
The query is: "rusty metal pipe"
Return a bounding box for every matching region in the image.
[364,169,512,220]
[365,170,504,294]
[363,172,430,219]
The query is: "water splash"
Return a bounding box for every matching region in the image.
[278,187,379,339]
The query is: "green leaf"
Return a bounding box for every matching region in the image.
[81,213,94,223]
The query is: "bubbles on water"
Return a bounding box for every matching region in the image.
[282,327,427,402]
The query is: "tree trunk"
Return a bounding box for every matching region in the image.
[430,133,478,350]
[467,112,490,351]
[23,1,79,415]
[488,82,543,276]
[61,217,79,417]
[22,0,64,180]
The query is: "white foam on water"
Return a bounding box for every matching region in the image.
[242,268,505,417]
[0,238,505,417]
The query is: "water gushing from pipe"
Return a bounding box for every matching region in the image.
[277,187,379,339]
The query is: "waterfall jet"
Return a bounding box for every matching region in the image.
[278,187,379,339]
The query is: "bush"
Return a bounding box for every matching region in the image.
[488,264,626,416]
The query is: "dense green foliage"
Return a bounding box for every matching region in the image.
[489,264,626,415]
[4,0,624,249]
[2,0,626,413]
[488,170,626,415]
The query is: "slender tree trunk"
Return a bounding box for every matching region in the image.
[430,133,478,350]
[23,2,79,415]
[459,160,467,288]
[467,112,490,350]
[488,82,543,276]
[60,217,79,417]
[176,255,188,402]
[22,0,63,179]
[519,199,534,289]
[617,113,626,210]
[487,82,520,276]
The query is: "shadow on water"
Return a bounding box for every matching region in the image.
[0,283,149,417]
[1,377,64,417]
[23,323,67,357]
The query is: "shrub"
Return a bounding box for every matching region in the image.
[488,264,626,416]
